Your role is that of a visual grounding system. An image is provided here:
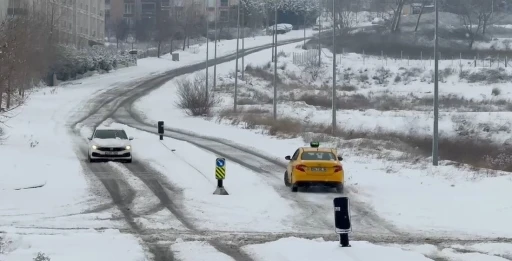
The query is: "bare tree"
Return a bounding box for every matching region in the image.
[114,19,129,48]
[414,0,429,32]
[390,0,406,32]
[175,74,220,116]
[481,0,496,35]
[0,5,58,114]
[369,0,393,19]
[449,0,493,48]
[154,2,173,57]
[325,0,359,31]
[178,1,205,50]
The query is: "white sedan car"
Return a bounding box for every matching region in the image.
[87,127,133,163]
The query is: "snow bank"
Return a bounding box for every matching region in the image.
[243,237,433,261]
[171,240,235,261]
[0,228,146,261]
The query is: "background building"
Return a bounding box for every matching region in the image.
[0,0,9,21]
[108,0,158,31]
[0,0,105,47]
[106,0,240,37]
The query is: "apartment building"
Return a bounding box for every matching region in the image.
[217,0,238,22]
[0,0,104,47]
[75,0,106,46]
[0,0,9,21]
[107,0,239,34]
[109,0,159,30]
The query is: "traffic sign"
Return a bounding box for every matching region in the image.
[127,35,135,43]
[215,158,226,180]
[216,158,225,167]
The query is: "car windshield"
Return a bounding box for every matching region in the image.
[301,152,336,161]
[93,129,128,139]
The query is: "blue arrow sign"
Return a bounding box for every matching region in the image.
[216,158,225,167]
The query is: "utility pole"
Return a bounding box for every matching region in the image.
[234,0,241,112]
[303,9,306,46]
[213,0,218,90]
[433,0,439,166]
[331,0,336,133]
[271,7,275,62]
[318,0,322,66]
[273,4,278,120]
[205,0,209,97]
[241,1,245,80]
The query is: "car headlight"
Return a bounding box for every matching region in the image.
[126,145,131,150]
[92,145,97,150]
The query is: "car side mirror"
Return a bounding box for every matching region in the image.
[129,137,134,140]
[285,156,291,161]
[338,156,343,161]
[87,137,92,140]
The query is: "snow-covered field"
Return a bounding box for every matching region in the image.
[134,41,512,238]
[0,228,146,261]
[208,43,512,144]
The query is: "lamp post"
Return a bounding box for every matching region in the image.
[273,4,278,120]
[205,0,210,97]
[331,0,336,133]
[241,1,245,80]
[213,0,218,90]
[433,0,439,166]
[234,0,241,112]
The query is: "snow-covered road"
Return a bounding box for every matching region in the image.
[1,29,512,261]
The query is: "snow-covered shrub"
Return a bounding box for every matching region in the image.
[427,68,451,83]
[241,114,302,137]
[357,71,369,83]
[342,67,354,82]
[301,57,325,82]
[51,45,133,81]
[440,67,455,79]
[461,68,512,83]
[340,84,357,91]
[246,65,280,83]
[298,93,332,108]
[492,87,501,96]
[34,252,51,261]
[237,90,271,105]
[394,75,401,83]
[459,69,469,79]
[398,67,423,84]
[453,117,477,137]
[175,74,220,116]
[483,153,512,171]
[373,67,391,85]
[277,50,288,58]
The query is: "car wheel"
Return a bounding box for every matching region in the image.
[290,173,298,192]
[284,171,290,187]
[335,184,344,193]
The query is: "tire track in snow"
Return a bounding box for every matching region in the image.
[63,36,311,261]
[114,105,402,238]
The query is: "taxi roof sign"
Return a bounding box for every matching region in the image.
[310,142,320,148]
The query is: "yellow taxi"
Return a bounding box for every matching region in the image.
[284,142,344,193]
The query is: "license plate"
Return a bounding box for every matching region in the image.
[105,151,117,155]
[311,167,326,172]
